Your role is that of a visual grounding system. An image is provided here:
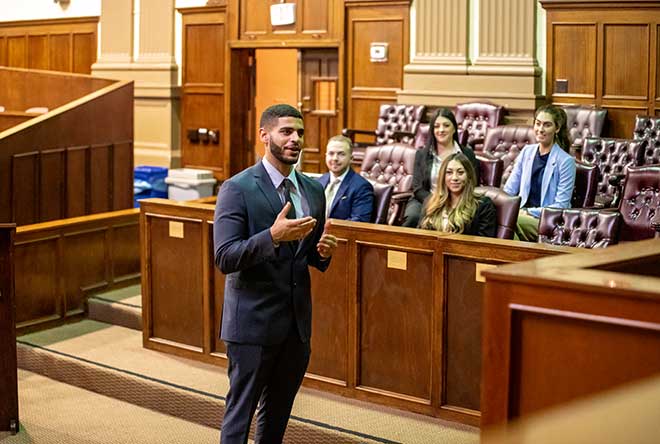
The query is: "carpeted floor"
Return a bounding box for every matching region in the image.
[17,319,479,444]
[0,370,228,444]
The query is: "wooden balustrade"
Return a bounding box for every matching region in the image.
[139,197,572,425]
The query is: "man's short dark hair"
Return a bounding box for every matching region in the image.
[260,104,303,129]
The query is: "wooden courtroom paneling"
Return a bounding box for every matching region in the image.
[0,72,133,225]
[179,6,228,180]
[542,1,660,138]
[14,209,140,332]
[147,216,205,350]
[481,239,660,429]
[308,239,349,385]
[345,1,410,139]
[140,198,572,425]
[0,17,98,74]
[358,244,433,402]
[0,225,19,433]
[0,67,114,112]
[238,0,339,42]
[552,24,596,97]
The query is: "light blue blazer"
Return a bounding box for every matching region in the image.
[503,143,576,218]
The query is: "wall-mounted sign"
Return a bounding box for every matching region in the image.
[370,42,389,63]
[271,3,296,26]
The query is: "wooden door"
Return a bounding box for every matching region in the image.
[253,49,299,161]
[300,49,339,174]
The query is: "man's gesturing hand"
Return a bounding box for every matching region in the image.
[317,220,337,258]
[270,202,317,243]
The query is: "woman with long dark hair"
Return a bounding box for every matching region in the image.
[419,152,496,237]
[503,104,576,241]
[402,107,480,227]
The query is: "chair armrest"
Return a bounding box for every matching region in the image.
[651,210,660,236]
[391,192,413,204]
[467,136,485,149]
[342,128,376,143]
[608,173,626,208]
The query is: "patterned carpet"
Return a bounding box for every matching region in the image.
[16,319,479,444]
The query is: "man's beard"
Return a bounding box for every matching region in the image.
[269,139,300,165]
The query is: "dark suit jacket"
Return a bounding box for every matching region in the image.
[213,161,329,346]
[318,169,374,222]
[419,195,496,238]
[412,144,480,206]
[462,196,497,237]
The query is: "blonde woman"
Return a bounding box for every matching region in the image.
[419,152,496,237]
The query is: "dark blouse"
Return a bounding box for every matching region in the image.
[419,196,497,238]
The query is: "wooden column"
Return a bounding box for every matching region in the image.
[0,224,18,434]
[399,0,543,123]
[93,0,180,167]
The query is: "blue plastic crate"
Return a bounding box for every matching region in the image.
[134,165,168,207]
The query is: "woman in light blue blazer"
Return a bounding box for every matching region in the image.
[503,105,576,241]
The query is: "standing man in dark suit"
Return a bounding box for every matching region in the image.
[317,135,374,222]
[213,104,337,444]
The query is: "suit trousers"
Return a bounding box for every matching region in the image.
[220,326,311,444]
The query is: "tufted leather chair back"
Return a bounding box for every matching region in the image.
[375,104,427,146]
[633,115,660,165]
[368,181,394,225]
[476,154,504,187]
[572,161,599,208]
[538,208,620,248]
[360,143,417,192]
[454,102,504,151]
[413,123,430,149]
[360,144,417,225]
[562,106,607,155]
[618,165,660,241]
[482,125,536,186]
[581,137,647,207]
[475,186,521,239]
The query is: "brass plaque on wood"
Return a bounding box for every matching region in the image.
[387,250,407,270]
[475,263,497,282]
[169,221,184,239]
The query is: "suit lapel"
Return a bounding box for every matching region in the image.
[254,162,285,217]
[330,169,353,214]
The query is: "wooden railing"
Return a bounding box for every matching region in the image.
[0,68,134,225]
[481,238,660,429]
[139,197,574,426]
[14,209,140,332]
[0,224,18,433]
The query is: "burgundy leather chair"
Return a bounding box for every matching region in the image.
[475,186,521,239]
[454,102,504,151]
[572,161,599,208]
[368,181,394,225]
[482,125,536,186]
[581,137,647,208]
[393,122,429,149]
[476,154,504,187]
[342,104,426,166]
[617,165,660,241]
[632,115,660,165]
[360,143,418,225]
[537,208,620,248]
[562,105,607,158]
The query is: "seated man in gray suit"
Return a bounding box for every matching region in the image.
[317,135,374,222]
